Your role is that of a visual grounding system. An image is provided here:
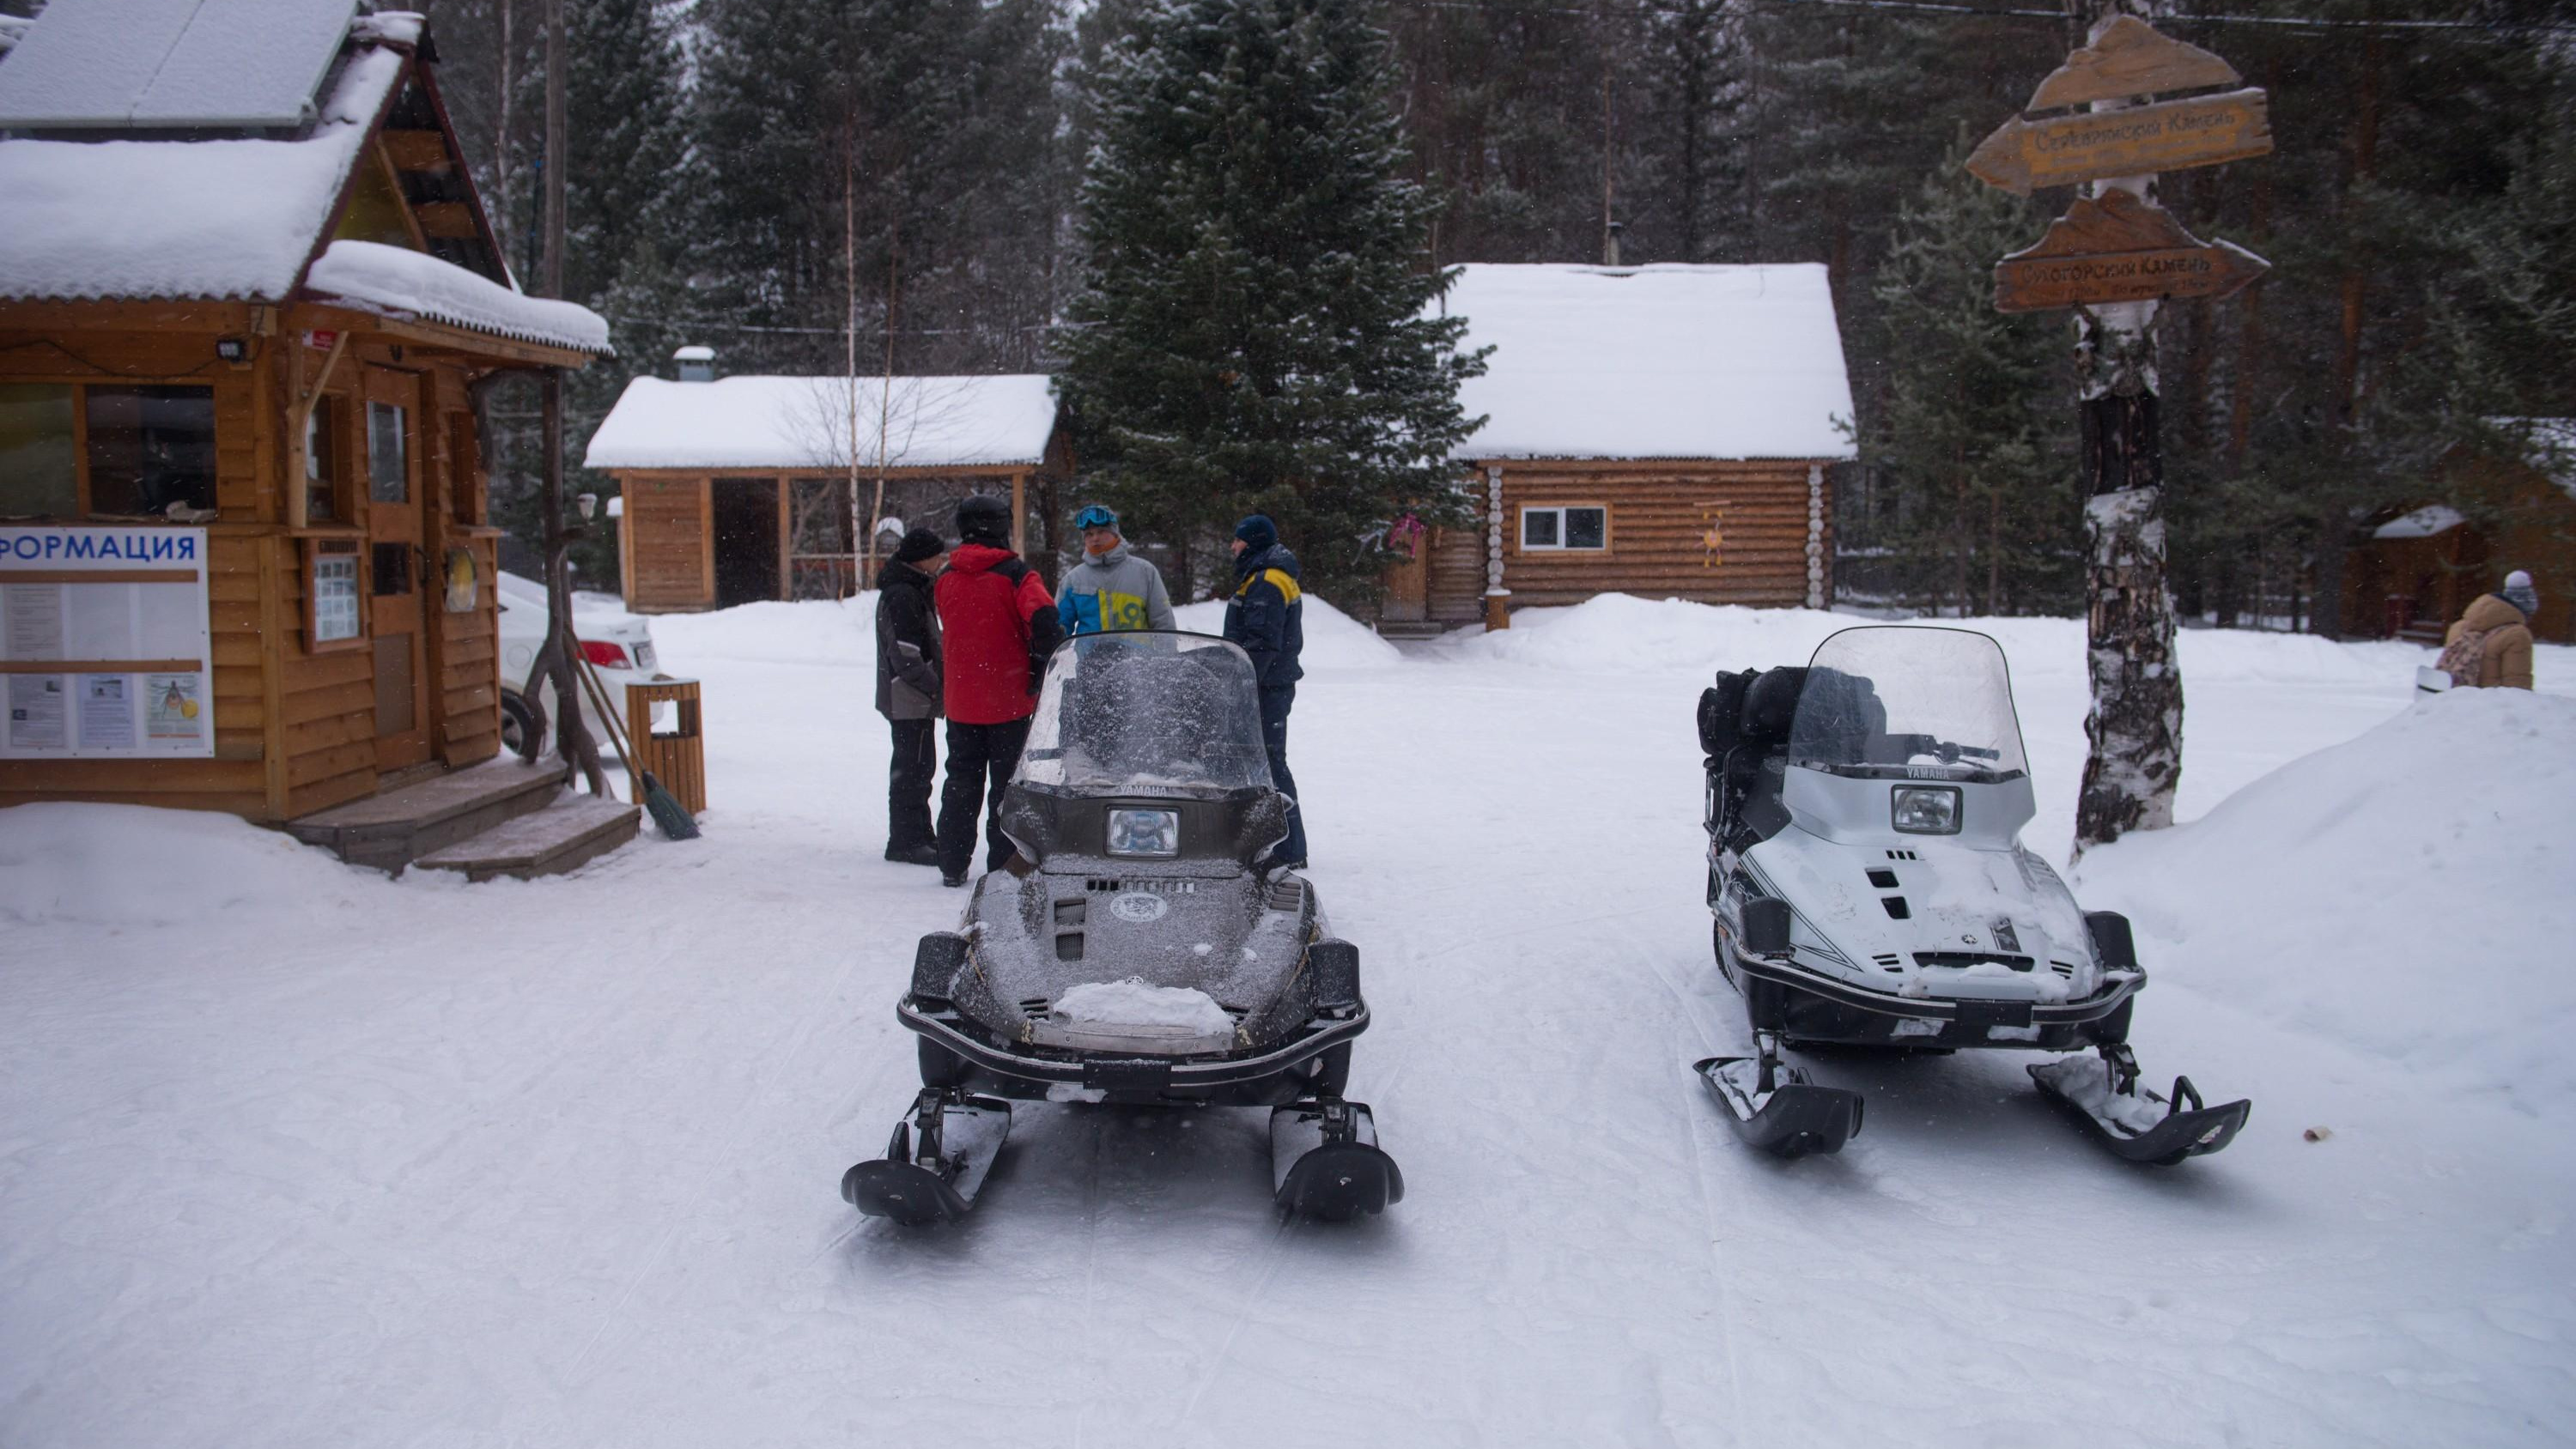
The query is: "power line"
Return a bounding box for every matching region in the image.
[1394,0,2576,35]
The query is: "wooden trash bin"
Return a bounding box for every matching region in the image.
[624,678,707,814]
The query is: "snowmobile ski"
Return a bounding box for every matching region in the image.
[1270,1099,1402,1221]
[842,1087,1012,1225]
[2029,1047,2249,1167]
[1694,1051,1864,1159]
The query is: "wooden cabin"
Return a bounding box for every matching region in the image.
[2342,427,2575,644]
[0,5,608,823]
[584,359,1070,610]
[1381,264,1856,632]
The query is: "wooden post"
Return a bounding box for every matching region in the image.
[1481,464,1510,630]
[1010,470,1027,556]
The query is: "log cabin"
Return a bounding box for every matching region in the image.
[1385,264,1856,633]
[584,355,1071,609]
[2341,424,2574,645]
[0,3,609,825]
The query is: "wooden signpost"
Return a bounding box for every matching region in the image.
[1994,188,2269,312]
[1968,88,2271,196]
[1965,9,2276,854]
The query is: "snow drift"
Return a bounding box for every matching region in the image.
[2076,687,2576,1103]
[0,801,407,929]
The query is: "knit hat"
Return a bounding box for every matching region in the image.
[1233,513,1279,553]
[2501,568,2539,617]
[892,528,945,564]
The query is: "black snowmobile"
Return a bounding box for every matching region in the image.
[842,630,1400,1225]
[1692,626,2250,1165]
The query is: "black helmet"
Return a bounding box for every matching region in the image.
[955,494,1011,545]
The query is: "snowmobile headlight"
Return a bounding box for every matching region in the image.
[1106,808,1181,858]
[1891,785,1962,834]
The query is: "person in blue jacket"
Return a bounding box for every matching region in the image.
[1222,513,1308,869]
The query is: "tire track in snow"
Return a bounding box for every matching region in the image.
[552,860,872,1395]
[1639,936,1754,1449]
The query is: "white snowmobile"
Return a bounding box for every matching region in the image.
[1693,625,2249,1164]
[843,630,1400,1225]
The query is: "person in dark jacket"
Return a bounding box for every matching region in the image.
[1222,513,1308,868]
[874,528,946,866]
[933,494,1064,886]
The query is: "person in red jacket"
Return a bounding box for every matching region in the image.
[933,494,1064,886]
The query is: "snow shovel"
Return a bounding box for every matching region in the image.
[576,654,700,840]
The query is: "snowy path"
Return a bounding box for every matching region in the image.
[3,602,2572,1447]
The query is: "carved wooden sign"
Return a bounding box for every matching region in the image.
[1993,187,2270,312]
[2027,15,2240,110]
[1968,88,2272,195]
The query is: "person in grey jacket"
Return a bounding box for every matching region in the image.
[1055,504,1175,635]
[875,528,946,865]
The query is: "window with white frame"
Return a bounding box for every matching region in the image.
[1521,505,1607,551]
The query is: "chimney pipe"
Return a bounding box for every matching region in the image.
[673,344,715,383]
[1604,221,1625,268]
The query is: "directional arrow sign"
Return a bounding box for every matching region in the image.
[1969,88,2272,195]
[1994,187,2270,312]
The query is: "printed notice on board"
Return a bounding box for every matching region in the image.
[0,525,212,759]
[79,675,136,750]
[145,672,205,745]
[3,583,64,659]
[8,674,68,750]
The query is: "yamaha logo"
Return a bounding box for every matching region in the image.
[1109,893,1170,924]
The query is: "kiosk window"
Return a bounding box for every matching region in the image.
[0,385,78,516]
[86,386,216,517]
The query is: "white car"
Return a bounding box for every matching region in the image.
[495,570,665,756]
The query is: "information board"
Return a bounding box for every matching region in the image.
[0,525,214,759]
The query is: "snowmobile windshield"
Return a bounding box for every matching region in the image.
[1788,627,2029,783]
[1015,631,1273,797]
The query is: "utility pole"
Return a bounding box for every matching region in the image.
[537,0,604,795]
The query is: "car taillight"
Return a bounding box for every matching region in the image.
[580,640,630,669]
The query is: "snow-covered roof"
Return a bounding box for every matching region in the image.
[306,241,610,355]
[0,6,603,355]
[585,375,1060,472]
[0,0,355,130]
[0,45,401,303]
[2373,504,2466,541]
[1440,263,1856,462]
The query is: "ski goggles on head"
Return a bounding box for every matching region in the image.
[1073,505,1118,530]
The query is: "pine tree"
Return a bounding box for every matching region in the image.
[1058,0,1488,602]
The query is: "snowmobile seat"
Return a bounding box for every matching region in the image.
[1708,667,1804,851]
[1739,666,1806,749]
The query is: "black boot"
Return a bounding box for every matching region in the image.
[884,843,941,867]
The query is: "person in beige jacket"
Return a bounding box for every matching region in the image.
[2443,569,2538,689]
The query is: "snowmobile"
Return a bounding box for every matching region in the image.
[1692,625,2249,1165]
[842,630,1400,1225]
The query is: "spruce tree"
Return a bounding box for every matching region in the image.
[1058,0,1487,602]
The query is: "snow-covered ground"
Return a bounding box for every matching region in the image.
[4,597,2573,1447]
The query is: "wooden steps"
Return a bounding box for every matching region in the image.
[285,759,641,880]
[414,796,641,882]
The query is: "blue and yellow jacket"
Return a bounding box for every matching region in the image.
[1223,543,1304,688]
[1057,542,1176,636]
